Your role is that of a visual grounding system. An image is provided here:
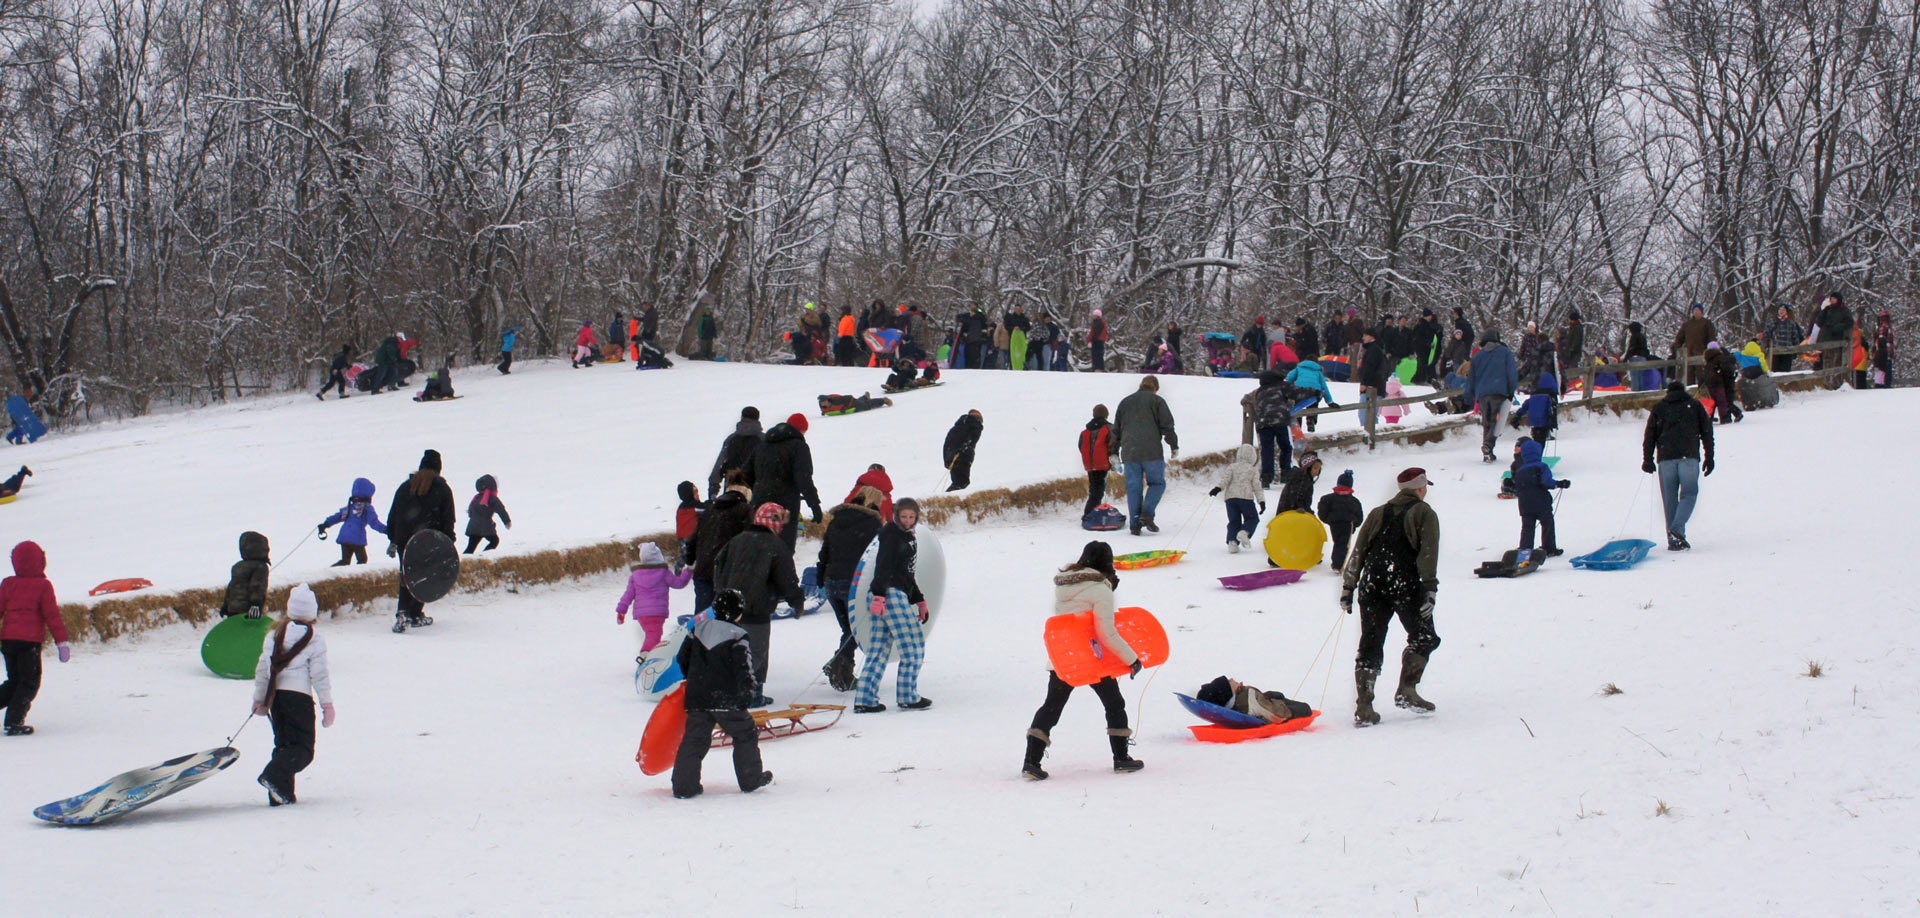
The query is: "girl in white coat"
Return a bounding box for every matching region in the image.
[1023,541,1143,781]
[252,584,335,805]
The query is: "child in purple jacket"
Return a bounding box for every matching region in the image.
[617,542,692,651]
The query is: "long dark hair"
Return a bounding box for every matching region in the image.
[1063,540,1119,589]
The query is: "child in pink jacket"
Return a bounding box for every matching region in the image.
[617,542,692,651]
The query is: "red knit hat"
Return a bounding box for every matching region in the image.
[754,502,790,530]
[787,413,809,434]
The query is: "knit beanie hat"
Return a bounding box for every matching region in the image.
[787,413,809,434]
[711,589,746,623]
[1397,467,1430,490]
[287,584,319,623]
[1337,470,1354,488]
[420,449,442,472]
[754,502,790,530]
[1197,676,1233,707]
[741,406,760,421]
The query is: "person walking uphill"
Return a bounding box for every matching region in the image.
[251,584,334,805]
[1341,468,1442,727]
[464,475,511,554]
[943,410,984,491]
[1022,541,1145,780]
[1111,376,1179,536]
[386,449,457,632]
[746,413,824,551]
[318,478,387,566]
[616,542,692,652]
[318,344,353,400]
[1466,332,1519,462]
[0,541,70,735]
[1512,439,1570,556]
[671,590,773,799]
[708,407,763,499]
[713,502,805,704]
[1079,405,1114,517]
[1208,444,1263,553]
[689,477,753,614]
[1642,380,1714,551]
[817,487,886,691]
[854,498,934,714]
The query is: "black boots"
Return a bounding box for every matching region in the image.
[1354,668,1381,727]
[822,643,856,692]
[1140,514,1159,534]
[1395,651,1435,713]
[1022,729,1050,780]
[1110,728,1144,773]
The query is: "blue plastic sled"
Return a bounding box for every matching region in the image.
[5,396,46,444]
[1569,538,1656,571]
[1174,693,1267,729]
[783,567,832,619]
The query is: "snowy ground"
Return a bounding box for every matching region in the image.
[2,361,1915,915]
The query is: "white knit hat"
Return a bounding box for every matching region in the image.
[287,584,319,623]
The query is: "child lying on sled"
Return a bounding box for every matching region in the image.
[1195,675,1312,724]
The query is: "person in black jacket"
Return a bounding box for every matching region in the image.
[463,474,511,554]
[1252,369,1297,487]
[943,410,984,491]
[1290,317,1320,363]
[1275,451,1322,514]
[1316,470,1365,571]
[690,479,752,613]
[671,590,773,799]
[1451,307,1474,348]
[713,502,804,700]
[1642,380,1714,551]
[816,488,885,691]
[1356,331,1389,428]
[386,449,457,631]
[854,499,932,714]
[707,407,762,499]
[318,344,353,400]
[746,413,823,550]
[1412,310,1441,384]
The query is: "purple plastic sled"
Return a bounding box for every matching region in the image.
[1218,569,1306,591]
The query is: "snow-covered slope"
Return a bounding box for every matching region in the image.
[2,363,1914,915]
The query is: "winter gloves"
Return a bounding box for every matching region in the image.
[1418,588,1437,619]
[387,543,399,558]
[1702,457,1715,476]
[56,643,70,663]
[1128,659,1143,678]
[317,524,329,539]
[247,606,262,620]
[616,610,626,625]
[321,704,337,728]
[1340,585,1354,614]
[1208,487,1221,497]
[1642,458,1657,474]
[810,504,825,525]
[1558,480,1572,489]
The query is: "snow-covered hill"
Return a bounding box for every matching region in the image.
[2,361,1913,915]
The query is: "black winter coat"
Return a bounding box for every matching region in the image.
[678,618,758,709]
[870,522,924,605]
[466,481,511,538]
[747,423,821,513]
[1277,469,1318,514]
[1316,490,1364,529]
[1815,305,1854,341]
[388,471,457,549]
[1357,341,1390,390]
[691,490,753,581]
[1254,369,1297,428]
[1293,325,1320,359]
[816,503,882,583]
[943,414,983,466]
[1413,319,1440,359]
[1557,321,1585,367]
[223,531,271,614]
[713,528,804,624]
[1323,320,1346,354]
[1643,388,1715,463]
[708,419,763,496]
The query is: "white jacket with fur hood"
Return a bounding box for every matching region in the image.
[1217,443,1262,502]
[1052,568,1137,668]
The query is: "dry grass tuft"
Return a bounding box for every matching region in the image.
[1804,659,1824,678]
[1654,799,1671,817]
[1600,682,1624,695]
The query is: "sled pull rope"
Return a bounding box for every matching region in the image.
[1129,664,1160,746]
[1610,471,1649,541]
[224,712,255,747]
[1165,499,1208,553]
[1319,606,1348,710]
[271,528,317,573]
[1292,604,1348,699]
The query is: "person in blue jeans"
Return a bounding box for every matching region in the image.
[1109,376,1179,536]
[1641,380,1714,551]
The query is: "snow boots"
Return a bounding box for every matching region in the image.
[1354,668,1381,727]
[1667,529,1690,551]
[822,642,857,693]
[1141,514,1159,534]
[1394,651,1435,713]
[5,724,33,736]
[902,698,933,710]
[391,613,433,634]
[1110,729,1144,773]
[1022,729,1050,781]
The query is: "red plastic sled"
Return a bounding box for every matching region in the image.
[1187,710,1320,743]
[89,578,154,597]
[637,685,688,776]
[1044,607,1169,687]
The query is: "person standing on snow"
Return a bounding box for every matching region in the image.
[1673,304,1716,384]
[1089,309,1109,371]
[1110,375,1179,536]
[671,590,773,799]
[816,487,886,691]
[386,449,457,631]
[689,475,753,614]
[318,478,387,566]
[1355,330,1389,430]
[616,542,692,653]
[1206,444,1263,553]
[221,532,271,618]
[853,498,934,714]
[497,325,521,375]
[251,584,334,805]
[1341,468,1442,727]
[708,406,764,499]
[745,413,824,550]
[318,343,353,400]
[1512,438,1570,556]
[0,540,72,736]
[571,320,597,368]
[1316,470,1365,572]
[942,410,984,491]
[463,474,511,554]
[1078,405,1114,517]
[1642,379,1714,551]
[712,502,805,703]
[1022,541,1146,780]
[1466,331,1519,462]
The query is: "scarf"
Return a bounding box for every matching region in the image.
[264,620,314,707]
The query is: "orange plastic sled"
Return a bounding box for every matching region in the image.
[637,685,688,776]
[1044,607,1169,687]
[1187,711,1320,743]
[89,578,153,597]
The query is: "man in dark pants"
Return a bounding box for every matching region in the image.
[943,410,984,491]
[746,413,823,550]
[713,502,805,704]
[1466,331,1519,462]
[1341,468,1441,727]
[671,590,772,799]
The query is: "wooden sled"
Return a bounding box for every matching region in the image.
[713,703,846,746]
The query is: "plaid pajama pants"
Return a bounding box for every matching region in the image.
[856,588,926,707]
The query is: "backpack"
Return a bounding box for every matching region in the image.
[1082,505,1126,531]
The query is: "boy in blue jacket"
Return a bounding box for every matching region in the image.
[1522,372,1558,445]
[1512,438,1570,556]
[318,478,388,566]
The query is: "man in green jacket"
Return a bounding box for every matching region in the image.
[1340,467,1441,727]
[1109,375,1178,536]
